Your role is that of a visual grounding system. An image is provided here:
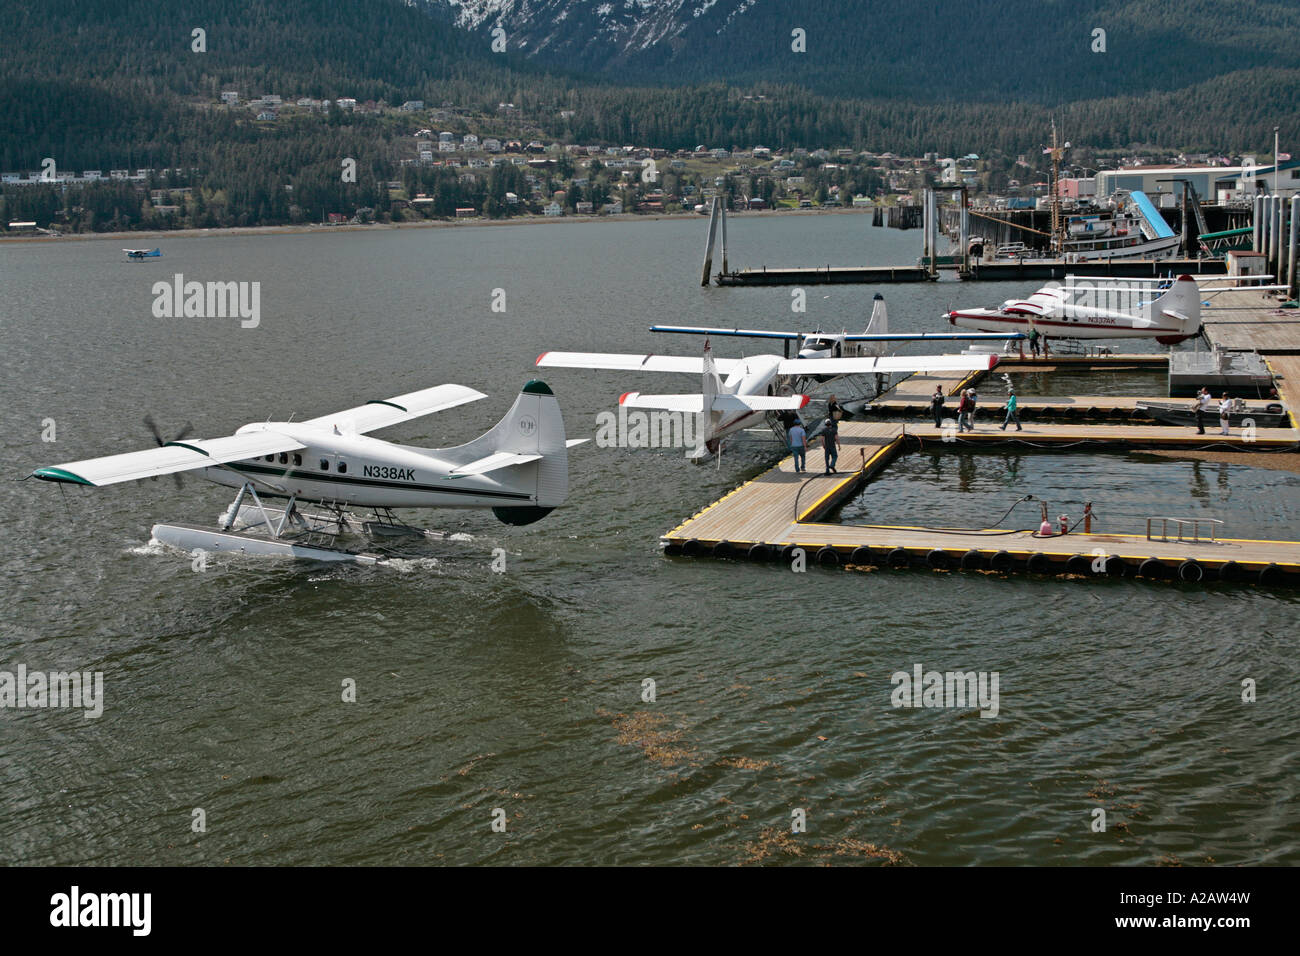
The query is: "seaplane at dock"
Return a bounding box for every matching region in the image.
[538,296,1002,462]
[947,273,1207,344]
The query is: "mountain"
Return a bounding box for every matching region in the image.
[417,0,1300,103]
[1,0,1296,232]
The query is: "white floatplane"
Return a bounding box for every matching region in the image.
[31,380,585,563]
[536,330,997,460]
[652,292,1023,363]
[947,273,1206,344]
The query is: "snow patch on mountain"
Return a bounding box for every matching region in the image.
[423,0,760,63]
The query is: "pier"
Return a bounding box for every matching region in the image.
[662,329,1300,585]
[714,258,1225,286]
[703,186,1299,289]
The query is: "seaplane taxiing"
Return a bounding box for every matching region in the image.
[123,248,161,260]
[30,380,585,563]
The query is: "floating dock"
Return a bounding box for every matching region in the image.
[662,343,1300,585]
[1200,288,1300,354]
[714,258,1226,286]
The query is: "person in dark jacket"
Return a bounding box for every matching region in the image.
[957,389,972,432]
[821,417,841,474]
[930,386,945,427]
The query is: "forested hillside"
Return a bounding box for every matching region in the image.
[2,0,1295,232]
[420,0,1300,102]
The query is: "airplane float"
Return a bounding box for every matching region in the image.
[537,317,998,461]
[123,248,161,260]
[944,274,1286,345]
[30,380,585,564]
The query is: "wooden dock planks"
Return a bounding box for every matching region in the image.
[1202,289,1300,354]
[662,362,1300,582]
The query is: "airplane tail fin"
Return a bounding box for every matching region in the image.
[1152,274,1201,340]
[864,293,888,336]
[697,340,723,452]
[863,293,888,355]
[432,380,582,526]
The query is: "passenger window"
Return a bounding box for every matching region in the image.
[338,461,348,474]
[320,459,329,470]
[279,453,288,464]
[265,455,274,462]
[292,454,302,466]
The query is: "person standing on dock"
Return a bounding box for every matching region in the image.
[957,389,973,432]
[1195,386,1212,434]
[821,417,841,474]
[1000,389,1022,431]
[789,418,808,472]
[827,394,843,421]
[1028,327,1040,358]
[1219,393,1232,436]
[931,386,945,427]
[967,387,979,431]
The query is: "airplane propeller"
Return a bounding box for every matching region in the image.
[143,414,195,488]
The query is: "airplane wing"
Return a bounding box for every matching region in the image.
[777,354,998,375]
[844,332,1024,341]
[650,325,801,341]
[650,325,1022,343]
[537,351,741,375]
[301,383,486,434]
[32,431,305,487]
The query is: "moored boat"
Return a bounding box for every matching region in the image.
[1136,400,1288,428]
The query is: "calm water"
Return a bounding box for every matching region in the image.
[839,450,1300,541]
[1,215,1295,866]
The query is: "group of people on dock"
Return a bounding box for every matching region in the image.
[787,396,842,474]
[1193,386,1243,436]
[932,385,1022,432]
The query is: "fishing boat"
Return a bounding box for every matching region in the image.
[1136,400,1288,428]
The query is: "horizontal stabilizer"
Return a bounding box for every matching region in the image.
[619,392,809,413]
[449,450,544,475]
[619,392,705,413]
[712,394,809,412]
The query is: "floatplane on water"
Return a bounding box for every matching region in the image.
[123,247,161,260]
[31,380,585,563]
